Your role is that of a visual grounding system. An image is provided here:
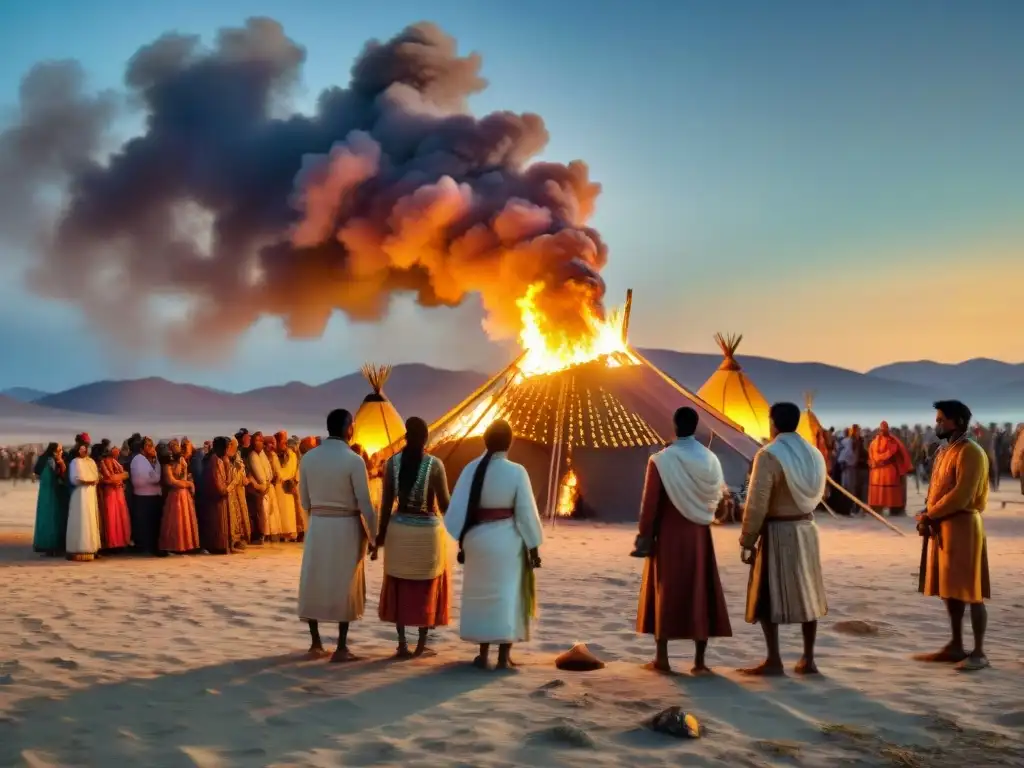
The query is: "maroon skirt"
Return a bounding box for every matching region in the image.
[378,569,451,628]
[637,511,733,640]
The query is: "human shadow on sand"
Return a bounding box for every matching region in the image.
[1,652,498,767]
[667,670,943,747]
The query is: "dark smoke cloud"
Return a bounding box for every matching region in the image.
[0,19,608,359]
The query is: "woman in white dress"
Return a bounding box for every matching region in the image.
[444,420,544,670]
[66,439,101,562]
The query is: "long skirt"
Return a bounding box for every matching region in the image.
[922,511,990,604]
[159,488,200,553]
[460,518,534,644]
[33,470,67,553]
[298,515,367,623]
[379,518,452,627]
[132,494,164,554]
[746,518,828,625]
[637,512,732,640]
[66,487,102,559]
[99,486,132,549]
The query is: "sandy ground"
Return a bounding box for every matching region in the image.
[1,480,1023,768]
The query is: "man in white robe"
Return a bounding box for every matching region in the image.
[298,409,377,662]
[740,402,828,676]
[444,420,544,670]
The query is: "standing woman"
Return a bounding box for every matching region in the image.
[32,443,67,556]
[444,420,544,670]
[98,443,132,551]
[66,438,101,562]
[376,417,452,658]
[159,439,201,554]
[229,437,253,544]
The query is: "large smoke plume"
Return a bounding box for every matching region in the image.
[0,19,608,359]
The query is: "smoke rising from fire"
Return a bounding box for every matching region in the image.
[0,19,608,359]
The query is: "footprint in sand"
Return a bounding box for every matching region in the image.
[995,711,1024,728]
[832,619,896,637]
[45,657,80,670]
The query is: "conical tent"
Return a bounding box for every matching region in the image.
[697,333,771,442]
[380,347,761,523]
[797,391,824,444]
[352,364,406,457]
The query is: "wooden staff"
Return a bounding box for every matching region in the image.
[825,476,906,537]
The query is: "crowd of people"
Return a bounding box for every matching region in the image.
[11,396,1008,674]
[27,429,348,561]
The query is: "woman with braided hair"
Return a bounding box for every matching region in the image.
[444,420,544,671]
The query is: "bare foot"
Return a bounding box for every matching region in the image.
[471,655,490,670]
[329,647,361,664]
[794,657,819,675]
[393,645,414,660]
[495,658,519,672]
[306,645,330,660]
[913,645,968,663]
[690,664,714,677]
[954,653,990,672]
[642,660,676,675]
[413,647,437,658]
[738,660,786,677]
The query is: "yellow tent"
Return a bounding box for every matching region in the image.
[697,333,771,442]
[352,364,406,457]
[797,391,824,445]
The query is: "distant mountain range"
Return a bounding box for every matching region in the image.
[2,352,1022,430]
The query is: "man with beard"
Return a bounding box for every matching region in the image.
[739,402,828,676]
[915,400,991,672]
[298,409,377,662]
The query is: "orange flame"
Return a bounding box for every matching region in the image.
[555,467,578,517]
[435,282,635,442]
[517,282,636,377]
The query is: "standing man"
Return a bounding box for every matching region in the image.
[298,409,377,663]
[1011,424,1024,496]
[634,407,733,675]
[915,400,990,672]
[867,421,911,516]
[130,437,164,555]
[739,402,828,676]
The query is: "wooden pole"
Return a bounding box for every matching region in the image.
[818,499,840,519]
[621,288,633,342]
[826,476,906,536]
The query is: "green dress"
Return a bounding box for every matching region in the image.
[33,458,68,554]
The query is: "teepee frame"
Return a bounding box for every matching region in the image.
[379,292,761,524]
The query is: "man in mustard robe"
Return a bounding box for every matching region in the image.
[915,400,991,672]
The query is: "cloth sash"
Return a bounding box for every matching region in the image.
[650,438,725,525]
[384,515,447,580]
[521,547,537,636]
[763,433,827,515]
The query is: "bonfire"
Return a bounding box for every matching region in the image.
[380,283,761,524]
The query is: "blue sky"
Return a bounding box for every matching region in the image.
[1,0,1022,391]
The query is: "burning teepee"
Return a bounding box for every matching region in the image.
[382,291,761,523]
[352,364,406,457]
[697,333,771,442]
[797,391,824,444]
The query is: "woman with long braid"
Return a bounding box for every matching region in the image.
[376,417,452,658]
[444,420,544,670]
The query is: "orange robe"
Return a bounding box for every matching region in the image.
[868,434,906,509]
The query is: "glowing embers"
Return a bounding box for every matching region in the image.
[431,368,663,450]
[555,466,578,517]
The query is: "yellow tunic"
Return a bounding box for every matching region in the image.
[923,438,990,603]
